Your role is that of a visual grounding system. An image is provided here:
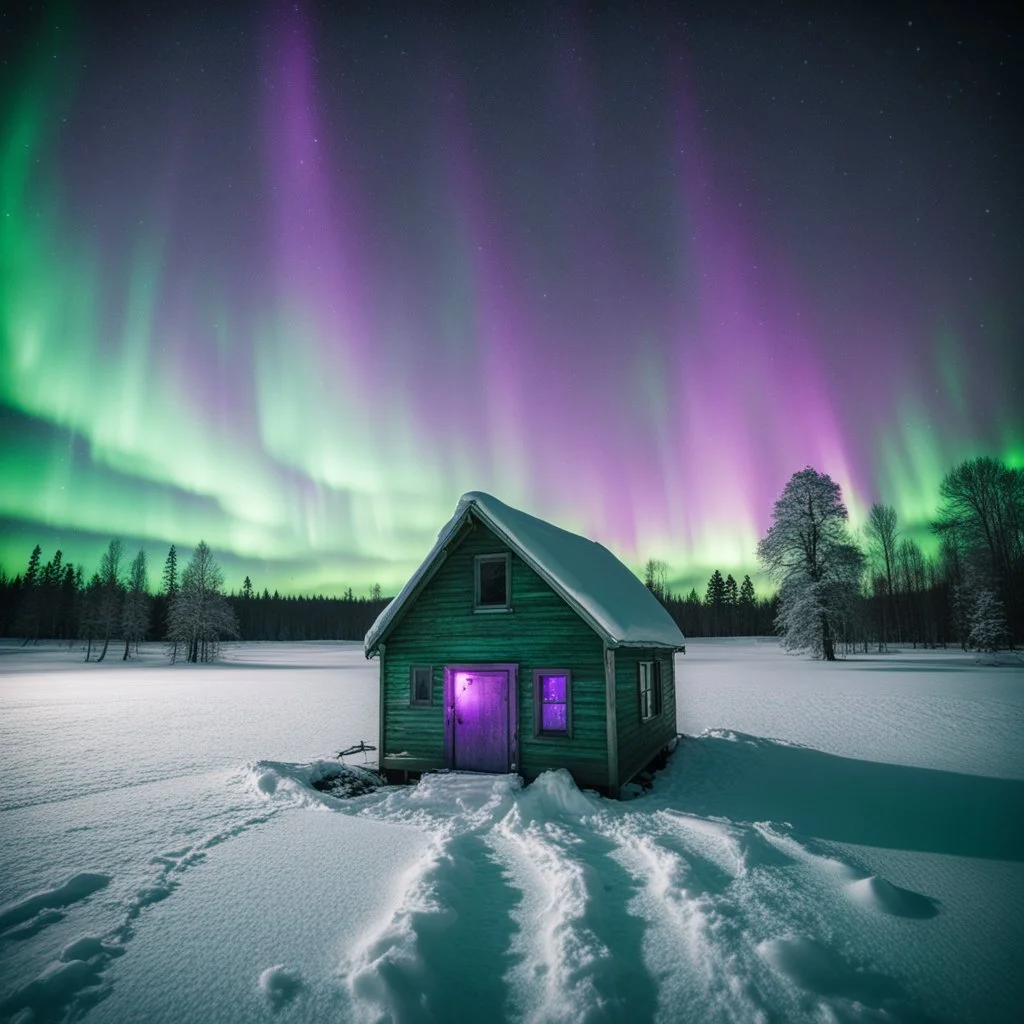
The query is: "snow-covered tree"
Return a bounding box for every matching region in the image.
[967,584,1007,654]
[167,541,238,663]
[121,549,150,659]
[758,467,864,660]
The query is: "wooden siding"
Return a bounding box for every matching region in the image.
[614,648,678,787]
[381,518,610,788]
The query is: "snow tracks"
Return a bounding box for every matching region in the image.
[254,767,933,1024]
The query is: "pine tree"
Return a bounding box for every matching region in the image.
[242,575,254,600]
[704,570,726,634]
[17,544,43,643]
[724,574,738,635]
[738,574,756,635]
[758,467,865,660]
[162,545,179,598]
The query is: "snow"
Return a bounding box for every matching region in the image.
[365,491,685,654]
[2,637,1023,1023]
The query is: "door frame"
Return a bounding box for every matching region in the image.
[444,663,519,774]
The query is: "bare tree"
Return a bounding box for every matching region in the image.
[758,467,864,660]
[864,503,899,647]
[167,541,239,663]
[121,549,150,659]
[95,539,124,662]
[933,456,1023,644]
[643,559,668,600]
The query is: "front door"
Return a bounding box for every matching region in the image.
[445,665,517,773]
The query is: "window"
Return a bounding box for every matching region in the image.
[410,666,432,705]
[638,660,662,721]
[534,670,571,736]
[475,553,510,610]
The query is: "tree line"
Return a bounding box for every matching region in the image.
[3,454,1019,660]
[754,455,1022,659]
[641,559,778,637]
[0,540,389,660]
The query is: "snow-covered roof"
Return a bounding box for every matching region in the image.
[364,491,685,656]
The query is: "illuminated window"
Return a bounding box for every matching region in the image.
[534,670,571,736]
[638,660,662,721]
[410,665,432,705]
[475,553,510,610]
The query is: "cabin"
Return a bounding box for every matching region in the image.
[364,492,686,797]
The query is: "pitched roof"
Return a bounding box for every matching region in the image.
[364,491,686,655]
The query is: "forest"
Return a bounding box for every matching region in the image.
[1,456,1020,659]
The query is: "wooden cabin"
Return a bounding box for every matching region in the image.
[364,492,686,796]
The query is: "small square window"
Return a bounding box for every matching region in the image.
[410,666,432,705]
[475,554,510,610]
[535,670,571,736]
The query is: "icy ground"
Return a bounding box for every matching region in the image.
[1,639,1022,1023]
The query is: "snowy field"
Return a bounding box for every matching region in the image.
[1,639,1022,1024]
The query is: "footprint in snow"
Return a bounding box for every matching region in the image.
[259,965,304,1011]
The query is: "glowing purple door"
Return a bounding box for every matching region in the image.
[450,670,510,773]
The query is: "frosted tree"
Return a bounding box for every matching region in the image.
[758,467,864,660]
[94,539,124,662]
[167,541,239,663]
[967,584,1007,654]
[121,549,151,659]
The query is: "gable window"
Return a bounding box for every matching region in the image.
[638,660,662,721]
[475,553,510,611]
[534,670,571,736]
[410,665,433,705]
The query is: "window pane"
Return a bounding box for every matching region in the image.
[413,668,430,702]
[540,674,566,703]
[479,558,507,605]
[541,703,567,732]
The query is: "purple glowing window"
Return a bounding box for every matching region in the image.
[536,672,569,735]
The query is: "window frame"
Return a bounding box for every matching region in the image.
[533,668,572,738]
[474,552,511,612]
[409,665,433,706]
[638,658,662,721]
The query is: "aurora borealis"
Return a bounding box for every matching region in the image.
[2,2,1021,597]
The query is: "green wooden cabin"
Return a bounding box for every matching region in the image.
[364,492,686,796]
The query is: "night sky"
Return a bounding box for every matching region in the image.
[2,1,1021,597]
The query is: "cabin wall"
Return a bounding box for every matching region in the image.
[614,648,678,787]
[382,520,610,788]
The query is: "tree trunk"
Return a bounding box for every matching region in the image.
[123,638,130,660]
[97,636,109,662]
[822,615,836,661]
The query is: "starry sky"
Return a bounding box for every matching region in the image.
[2,1,1021,598]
